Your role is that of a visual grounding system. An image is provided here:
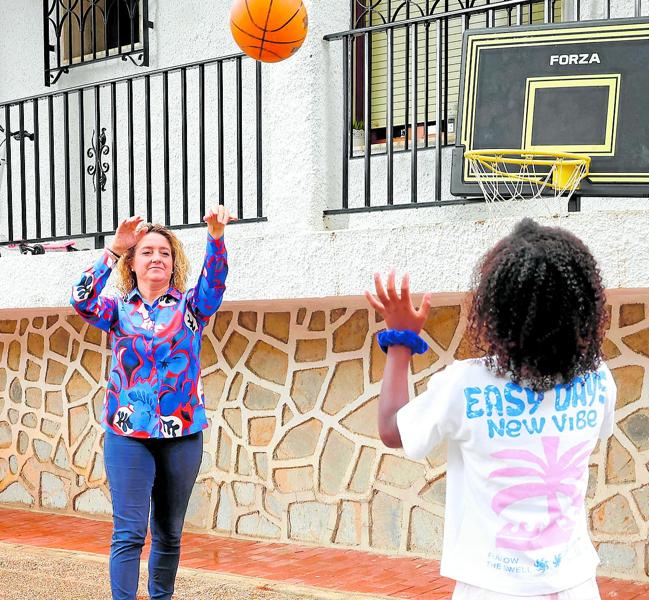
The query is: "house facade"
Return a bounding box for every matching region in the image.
[1,0,648,584]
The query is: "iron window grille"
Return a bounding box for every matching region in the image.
[348,0,563,157]
[43,0,153,87]
[324,0,573,212]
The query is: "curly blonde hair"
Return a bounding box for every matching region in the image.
[114,224,190,296]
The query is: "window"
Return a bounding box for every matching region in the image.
[43,0,152,86]
[352,0,561,152]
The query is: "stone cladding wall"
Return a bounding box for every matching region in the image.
[0,294,647,581]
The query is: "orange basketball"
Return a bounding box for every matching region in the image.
[230,0,308,63]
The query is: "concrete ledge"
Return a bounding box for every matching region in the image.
[1,210,649,311]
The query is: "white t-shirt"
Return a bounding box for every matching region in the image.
[396,358,616,597]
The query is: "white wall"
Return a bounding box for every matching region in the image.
[1,209,649,311]
[1,0,649,310]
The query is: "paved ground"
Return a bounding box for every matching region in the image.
[1,508,649,599]
[0,543,373,600]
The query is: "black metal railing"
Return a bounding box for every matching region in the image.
[323,0,619,212]
[43,0,153,86]
[0,53,265,247]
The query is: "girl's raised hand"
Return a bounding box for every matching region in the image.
[203,205,236,239]
[365,271,432,333]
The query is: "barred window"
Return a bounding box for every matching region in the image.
[351,0,561,152]
[43,0,153,86]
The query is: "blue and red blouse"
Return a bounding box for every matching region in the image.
[70,234,228,439]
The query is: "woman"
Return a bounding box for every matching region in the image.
[71,206,233,600]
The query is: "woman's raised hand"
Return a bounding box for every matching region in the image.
[203,205,235,239]
[111,216,148,255]
[365,271,432,333]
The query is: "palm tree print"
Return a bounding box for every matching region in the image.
[488,436,592,551]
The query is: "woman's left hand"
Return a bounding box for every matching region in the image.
[203,205,236,239]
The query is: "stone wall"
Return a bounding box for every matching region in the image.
[0,294,648,581]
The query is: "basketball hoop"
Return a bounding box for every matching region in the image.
[464,149,590,215]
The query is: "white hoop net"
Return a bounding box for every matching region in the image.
[465,150,590,216]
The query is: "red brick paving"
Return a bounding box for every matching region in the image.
[1,507,648,599]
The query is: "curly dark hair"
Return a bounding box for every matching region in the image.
[467,218,608,391]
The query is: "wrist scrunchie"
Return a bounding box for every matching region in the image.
[376,329,429,354]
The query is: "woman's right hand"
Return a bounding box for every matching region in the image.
[110,216,148,256]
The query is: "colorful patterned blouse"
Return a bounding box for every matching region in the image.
[70,234,228,439]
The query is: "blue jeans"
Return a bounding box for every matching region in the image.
[104,430,203,600]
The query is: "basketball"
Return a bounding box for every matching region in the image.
[230,0,308,63]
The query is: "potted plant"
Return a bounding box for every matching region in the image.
[352,119,364,150]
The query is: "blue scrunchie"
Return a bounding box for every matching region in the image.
[377,329,429,355]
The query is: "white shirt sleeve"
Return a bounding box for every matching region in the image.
[598,363,617,441]
[396,361,464,460]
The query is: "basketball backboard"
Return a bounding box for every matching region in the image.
[450,17,649,199]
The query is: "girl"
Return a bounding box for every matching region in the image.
[366,219,614,600]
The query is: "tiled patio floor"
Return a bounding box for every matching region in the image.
[1,507,647,599]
